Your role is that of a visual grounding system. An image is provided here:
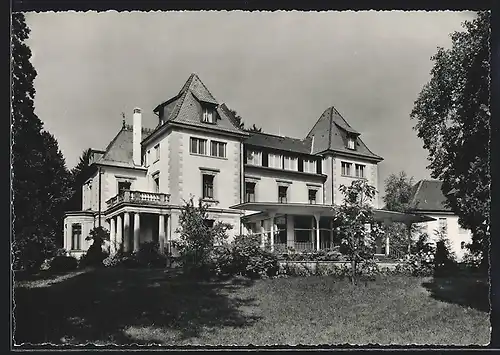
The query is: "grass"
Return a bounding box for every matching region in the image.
[13,268,490,346]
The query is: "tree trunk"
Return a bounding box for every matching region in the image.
[351,259,356,285]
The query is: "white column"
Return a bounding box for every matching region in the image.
[133,213,140,252]
[123,212,130,252]
[269,212,276,252]
[260,221,266,249]
[314,213,320,251]
[159,214,165,253]
[329,218,334,249]
[110,217,116,254]
[286,215,294,248]
[116,214,123,253]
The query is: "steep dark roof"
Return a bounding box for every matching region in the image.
[244,132,313,155]
[153,73,247,135]
[409,180,452,212]
[306,106,383,161]
[96,124,154,168]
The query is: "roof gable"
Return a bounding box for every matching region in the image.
[154,73,246,135]
[410,180,452,212]
[244,132,313,155]
[306,106,383,161]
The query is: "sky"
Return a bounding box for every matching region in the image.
[25,10,476,198]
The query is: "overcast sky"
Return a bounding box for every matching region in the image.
[25,10,476,197]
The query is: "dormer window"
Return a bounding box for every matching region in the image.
[202,107,215,124]
[347,137,355,150]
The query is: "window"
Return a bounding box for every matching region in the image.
[308,189,317,204]
[153,174,160,193]
[202,174,214,199]
[71,223,82,250]
[303,159,317,173]
[211,141,227,158]
[118,181,131,194]
[355,164,365,178]
[438,218,447,236]
[154,144,160,162]
[341,161,352,176]
[278,186,288,203]
[245,182,256,202]
[269,153,283,169]
[347,137,355,150]
[190,137,207,155]
[246,150,262,166]
[202,107,215,123]
[283,156,298,171]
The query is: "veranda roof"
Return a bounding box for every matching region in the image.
[230,202,436,224]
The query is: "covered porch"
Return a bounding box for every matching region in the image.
[105,190,172,254]
[230,202,435,257]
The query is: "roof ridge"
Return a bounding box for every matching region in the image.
[168,90,190,122]
[178,73,196,95]
[410,180,424,208]
[194,74,218,103]
[306,106,330,138]
[101,126,126,160]
[328,106,334,149]
[250,130,306,142]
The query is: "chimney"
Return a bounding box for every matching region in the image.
[133,107,142,166]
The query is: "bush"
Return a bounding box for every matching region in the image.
[281,247,346,262]
[135,241,167,268]
[434,238,458,277]
[210,244,234,277]
[79,243,108,268]
[49,255,78,272]
[230,235,279,279]
[393,252,434,277]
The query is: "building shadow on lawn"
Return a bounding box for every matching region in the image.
[422,274,490,313]
[13,268,261,346]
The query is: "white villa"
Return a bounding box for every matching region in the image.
[63,73,434,259]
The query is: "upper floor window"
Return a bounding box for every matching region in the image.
[210,141,227,158]
[278,185,288,203]
[245,182,256,202]
[269,153,283,169]
[303,159,317,173]
[153,173,160,193]
[190,137,207,155]
[71,223,82,250]
[202,107,215,124]
[347,137,356,150]
[308,189,317,204]
[355,164,365,178]
[341,161,352,176]
[246,150,262,166]
[438,218,448,236]
[154,144,160,162]
[202,174,214,199]
[283,156,298,171]
[118,181,131,194]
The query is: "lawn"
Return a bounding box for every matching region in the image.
[13,268,490,346]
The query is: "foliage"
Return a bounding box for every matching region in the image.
[227,107,263,132]
[246,124,263,133]
[411,232,435,255]
[12,13,73,272]
[79,227,110,268]
[174,197,233,277]
[383,171,416,212]
[410,12,490,267]
[280,247,346,262]
[334,179,382,283]
[68,148,94,210]
[135,241,167,268]
[394,253,435,277]
[433,232,458,277]
[49,255,78,272]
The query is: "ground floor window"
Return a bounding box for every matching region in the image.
[274,216,287,244]
[71,223,82,250]
[294,216,312,243]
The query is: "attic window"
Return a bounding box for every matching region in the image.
[202,107,215,124]
[347,137,355,150]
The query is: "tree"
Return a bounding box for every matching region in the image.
[382,171,420,253]
[11,13,72,270]
[334,180,381,284]
[226,107,263,133]
[174,197,233,277]
[410,12,490,268]
[68,148,94,210]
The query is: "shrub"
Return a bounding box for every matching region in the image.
[79,227,110,268]
[393,252,434,277]
[49,255,78,272]
[434,236,458,277]
[230,235,279,279]
[135,241,167,268]
[358,259,380,279]
[210,244,234,277]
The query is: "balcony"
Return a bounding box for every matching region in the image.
[106,190,170,209]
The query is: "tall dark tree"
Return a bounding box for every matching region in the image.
[12,13,72,270]
[68,148,93,210]
[410,12,490,267]
[228,109,245,130]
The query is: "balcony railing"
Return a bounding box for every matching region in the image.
[106,190,170,209]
